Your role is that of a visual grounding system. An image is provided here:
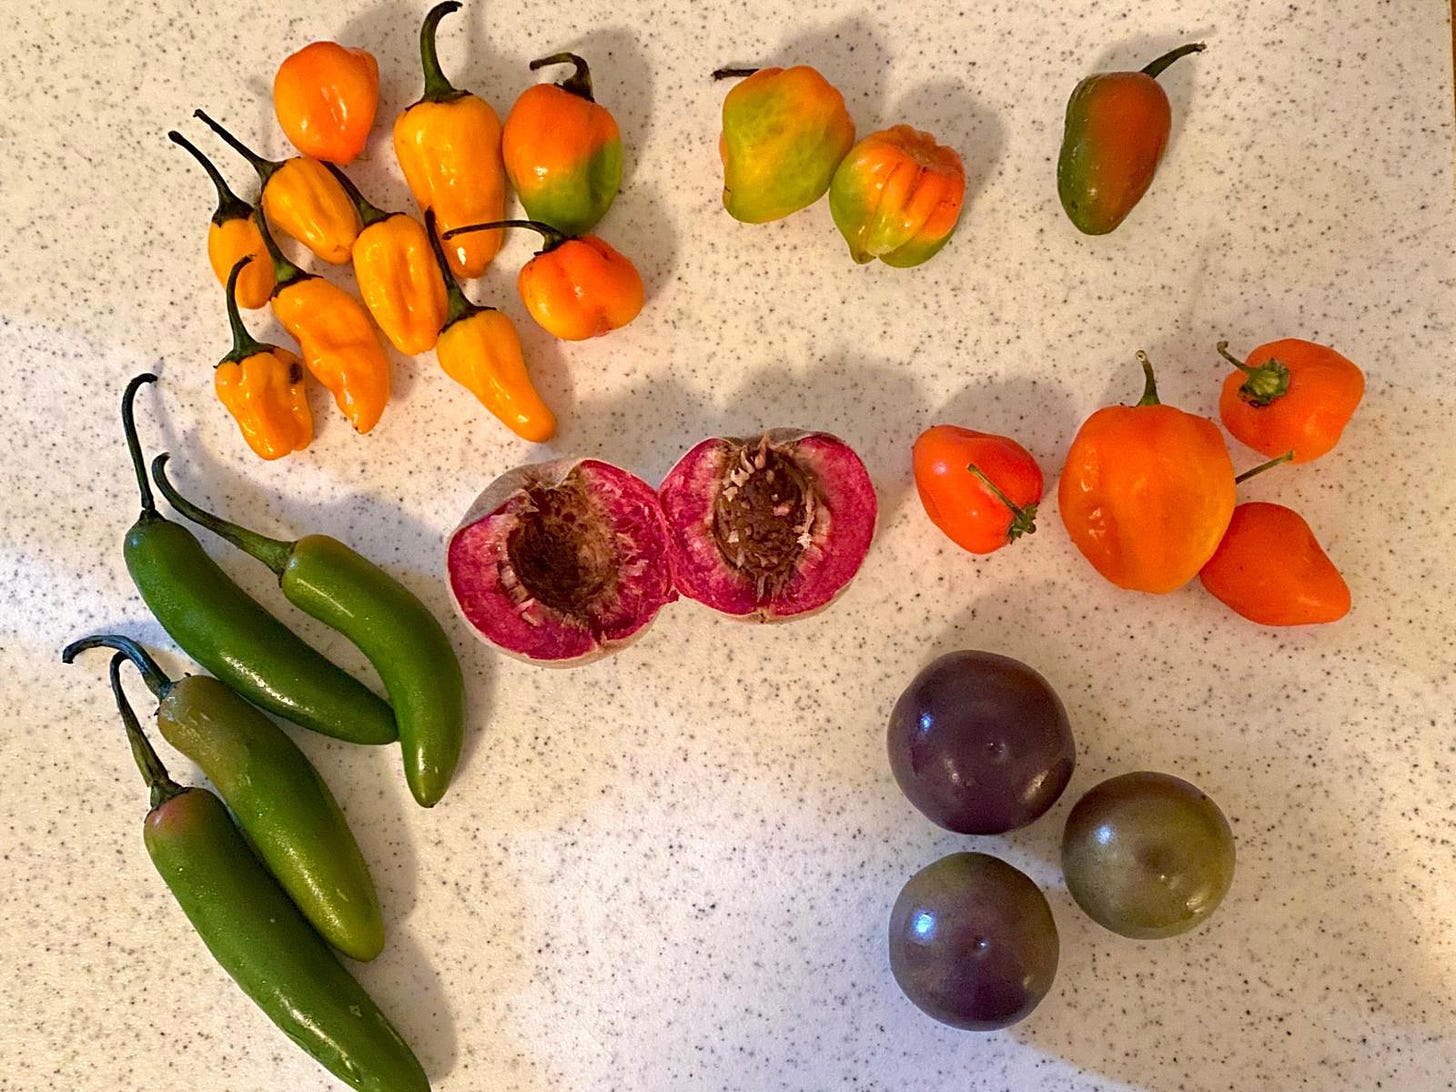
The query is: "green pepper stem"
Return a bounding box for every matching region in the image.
[108,652,185,810]
[220,258,271,364]
[417,1,465,103]
[530,52,595,101]
[442,218,563,252]
[149,453,295,577]
[168,130,252,226]
[966,463,1039,541]
[323,163,389,228]
[252,208,310,293]
[711,67,759,80]
[1140,42,1206,80]
[1234,450,1295,484]
[1134,350,1162,406]
[61,634,175,699]
[193,110,280,185]
[1217,339,1290,406]
[121,373,160,514]
[424,208,485,328]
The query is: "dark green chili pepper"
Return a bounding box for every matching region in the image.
[83,650,430,1092]
[118,374,397,745]
[63,634,384,960]
[150,453,466,808]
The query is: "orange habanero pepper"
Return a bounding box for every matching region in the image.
[326,165,447,356]
[256,211,391,434]
[424,211,555,443]
[1216,338,1365,464]
[213,258,311,461]
[1058,351,1236,593]
[393,1,507,277]
[445,219,644,341]
[273,40,380,166]
[195,109,361,265]
[167,130,273,309]
[1199,501,1351,626]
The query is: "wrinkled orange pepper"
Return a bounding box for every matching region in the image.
[195,109,360,265]
[213,258,311,460]
[393,1,506,277]
[167,130,273,309]
[445,218,644,341]
[1217,338,1364,463]
[1058,351,1236,593]
[256,211,391,434]
[424,211,555,442]
[273,40,379,166]
[326,165,447,356]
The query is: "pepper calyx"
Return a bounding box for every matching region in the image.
[424,208,489,330]
[1218,340,1291,407]
[168,130,252,226]
[218,258,277,366]
[150,453,296,578]
[414,1,468,105]
[966,463,1039,542]
[529,52,596,101]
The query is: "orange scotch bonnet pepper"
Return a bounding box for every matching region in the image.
[273,40,380,166]
[1058,351,1236,593]
[1199,501,1350,626]
[394,1,507,277]
[1216,338,1364,463]
[167,130,273,309]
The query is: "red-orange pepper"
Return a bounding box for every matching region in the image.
[1217,338,1364,463]
[168,130,274,310]
[1200,501,1350,625]
[273,41,380,166]
[1058,351,1235,593]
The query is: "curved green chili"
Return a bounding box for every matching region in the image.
[81,649,429,1092]
[150,453,466,808]
[118,374,397,745]
[63,634,385,960]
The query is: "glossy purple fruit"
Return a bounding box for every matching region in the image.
[888,852,1060,1031]
[447,458,676,665]
[887,650,1075,834]
[657,429,877,622]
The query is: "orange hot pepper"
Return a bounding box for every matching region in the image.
[1058,351,1236,593]
[444,218,643,341]
[393,1,506,277]
[195,109,361,265]
[167,130,273,309]
[213,258,311,460]
[1199,501,1350,626]
[1217,338,1365,464]
[273,40,380,166]
[256,212,391,434]
[326,165,447,356]
[424,211,555,442]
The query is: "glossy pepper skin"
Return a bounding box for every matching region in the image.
[1199,501,1351,625]
[118,375,398,746]
[195,108,361,264]
[328,165,448,356]
[273,40,380,166]
[153,457,467,810]
[394,1,506,277]
[213,258,312,461]
[425,211,555,441]
[1217,339,1365,463]
[1058,351,1236,593]
[912,426,1042,554]
[502,52,623,236]
[1057,43,1205,235]
[75,654,428,1092]
[63,636,384,961]
[829,125,966,267]
[168,130,273,308]
[257,210,392,433]
[715,65,856,222]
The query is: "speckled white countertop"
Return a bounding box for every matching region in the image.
[2,1,1453,1089]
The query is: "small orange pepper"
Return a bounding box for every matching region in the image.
[1058,351,1236,593]
[1217,338,1364,463]
[256,211,391,434]
[272,41,380,166]
[444,218,643,341]
[1200,501,1350,625]
[393,1,506,277]
[195,109,361,265]
[213,258,311,461]
[424,211,555,442]
[167,130,273,309]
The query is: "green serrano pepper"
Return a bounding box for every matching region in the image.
[88,651,430,1092]
[118,374,398,745]
[63,634,385,960]
[151,454,466,808]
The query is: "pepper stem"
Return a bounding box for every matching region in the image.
[1134,350,1162,406]
[417,1,465,103]
[424,208,485,327]
[1234,450,1295,484]
[253,209,310,293]
[443,218,564,252]
[121,373,160,514]
[61,633,175,699]
[168,130,252,226]
[149,453,296,577]
[109,652,185,810]
[530,52,595,101]
[219,258,271,365]
[324,163,389,228]
[193,110,280,186]
[967,463,1039,542]
[1217,339,1290,407]
[1140,42,1206,80]
[711,67,759,80]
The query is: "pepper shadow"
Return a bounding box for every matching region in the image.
[348,926,458,1083]
[603,178,680,303]
[767,17,894,127]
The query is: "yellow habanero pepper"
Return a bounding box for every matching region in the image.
[256,212,391,434]
[214,258,311,460]
[195,109,361,265]
[167,131,273,309]
[325,164,447,356]
[424,211,555,442]
[393,1,507,277]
